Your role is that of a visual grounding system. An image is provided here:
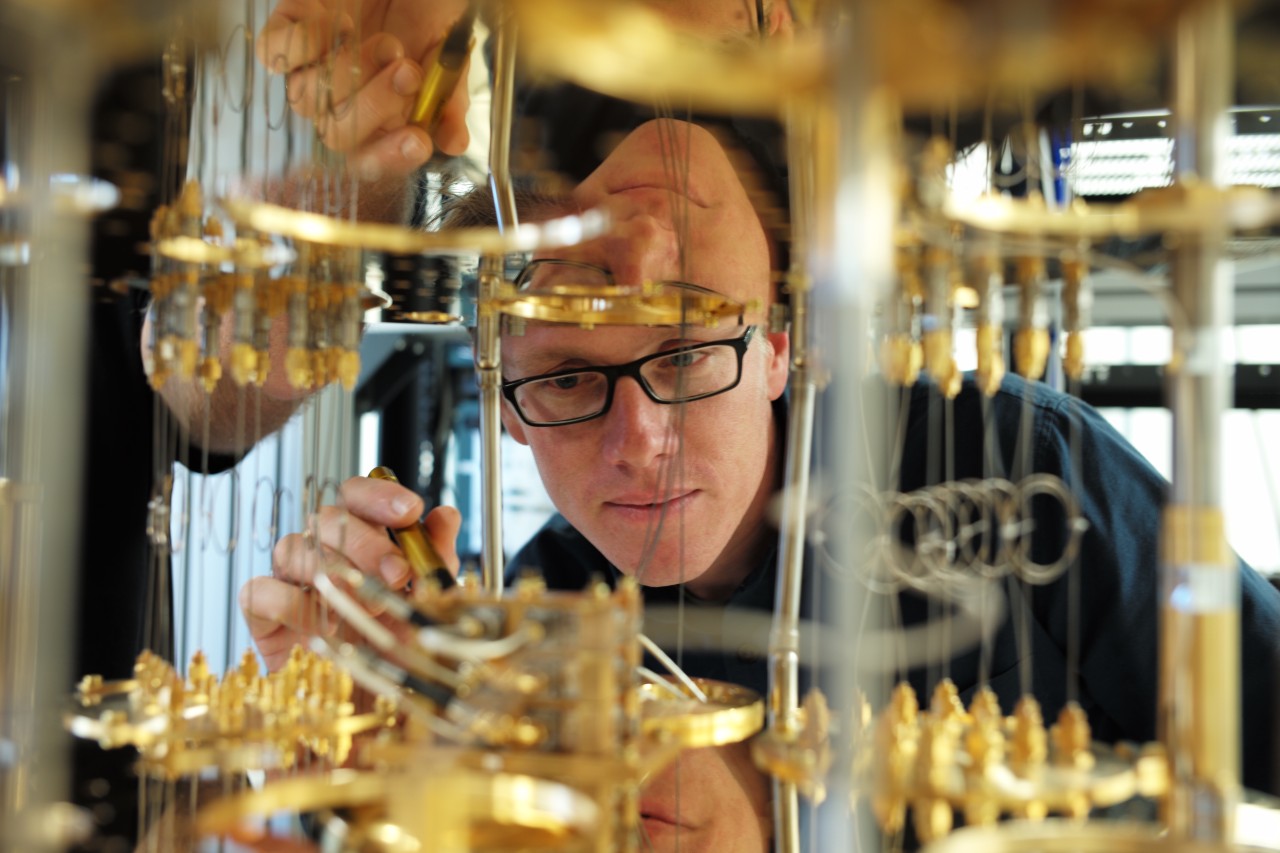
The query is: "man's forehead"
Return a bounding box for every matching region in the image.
[502,322,737,363]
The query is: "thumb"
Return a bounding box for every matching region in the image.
[423,505,463,577]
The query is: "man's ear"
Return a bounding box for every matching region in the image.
[764,330,791,400]
[500,401,530,446]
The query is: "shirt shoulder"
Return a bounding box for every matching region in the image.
[506,514,612,590]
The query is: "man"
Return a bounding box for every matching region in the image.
[243,115,1280,853]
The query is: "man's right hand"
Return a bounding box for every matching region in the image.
[240,474,461,672]
[255,0,472,178]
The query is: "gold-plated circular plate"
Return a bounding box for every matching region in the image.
[920,818,1280,853]
[196,768,599,852]
[153,235,296,268]
[220,198,610,256]
[944,184,1280,240]
[640,678,764,748]
[496,282,751,328]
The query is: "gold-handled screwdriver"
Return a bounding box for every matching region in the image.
[411,5,477,128]
[367,466,455,588]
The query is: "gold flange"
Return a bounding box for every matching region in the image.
[944,184,1280,240]
[496,283,754,328]
[639,678,764,748]
[195,768,600,850]
[220,198,610,256]
[917,818,1279,853]
[153,235,294,268]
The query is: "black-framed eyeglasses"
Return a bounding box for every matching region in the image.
[502,326,758,427]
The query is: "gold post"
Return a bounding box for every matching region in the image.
[476,8,520,596]
[1160,0,1238,841]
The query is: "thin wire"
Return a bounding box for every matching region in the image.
[1065,378,1084,706]
[639,634,708,702]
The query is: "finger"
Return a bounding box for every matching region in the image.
[316,59,422,154]
[284,33,404,121]
[271,530,355,587]
[349,126,433,179]
[423,505,463,576]
[338,476,425,528]
[239,576,332,672]
[257,1,355,75]
[310,503,408,580]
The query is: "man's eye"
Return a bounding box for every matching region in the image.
[660,350,704,369]
[545,372,604,392]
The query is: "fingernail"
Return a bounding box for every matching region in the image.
[393,62,421,96]
[374,36,403,69]
[400,134,429,164]
[391,494,418,517]
[381,554,411,589]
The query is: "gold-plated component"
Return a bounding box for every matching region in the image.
[870,683,921,836]
[976,324,1005,393]
[858,683,1163,841]
[930,679,970,727]
[751,689,831,802]
[640,679,764,749]
[335,350,360,391]
[1014,327,1051,382]
[971,247,1007,397]
[945,182,1280,239]
[67,646,385,779]
[881,334,923,387]
[968,686,1003,724]
[1061,254,1090,381]
[882,247,925,386]
[1011,695,1049,772]
[1052,702,1095,770]
[195,768,600,850]
[1012,255,1050,380]
[496,281,754,329]
[923,330,961,398]
[962,717,1006,827]
[912,721,958,843]
[229,342,258,387]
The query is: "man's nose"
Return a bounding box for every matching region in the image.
[601,375,673,470]
[602,214,680,286]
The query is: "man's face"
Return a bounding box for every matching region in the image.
[639,743,772,852]
[500,120,789,599]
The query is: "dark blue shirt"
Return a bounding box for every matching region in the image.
[508,374,1280,795]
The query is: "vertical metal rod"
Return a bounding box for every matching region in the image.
[815,2,895,850]
[0,15,92,849]
[768,98,818,853]
[1160,0,1238,841]
[476,9,518,595]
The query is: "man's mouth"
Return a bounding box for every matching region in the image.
[639,803,694,831]
[603,490,698,520]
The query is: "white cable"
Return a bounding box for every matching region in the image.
[638,634,707,703]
